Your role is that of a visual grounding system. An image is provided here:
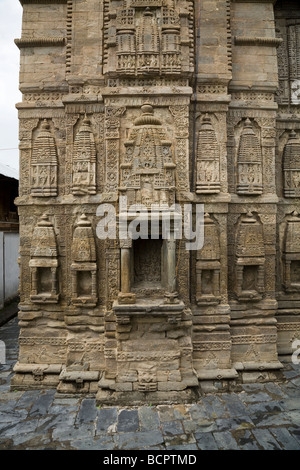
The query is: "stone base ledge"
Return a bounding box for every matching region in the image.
[96,388,199,406]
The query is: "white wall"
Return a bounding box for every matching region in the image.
[0,232,19,309]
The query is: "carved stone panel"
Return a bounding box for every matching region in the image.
[31,120,58,197]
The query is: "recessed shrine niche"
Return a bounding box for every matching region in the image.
[236,118,263,196]
[71,214,97,307]
[31,120,58,197]
[29,215,59,303]
[235,212,265,301]
[118,103,178,305]
[282,211,300,293]
[196,214,221,305]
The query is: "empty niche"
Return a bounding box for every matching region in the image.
[133,237,163,289]
[71,214,97,306]
[29,214,59,303]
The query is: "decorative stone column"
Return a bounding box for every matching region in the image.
[118,238,136,305]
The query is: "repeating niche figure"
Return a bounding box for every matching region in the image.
[72,116,97,196]
[235,212,265,301]
[236,118,263,196]
[283,211,300,293]
[29,214,59,303]
[71,214,98,307]
[283,130,300,198]
[196,115,220,194]
[196,213,221,305]
[31,120,58,197]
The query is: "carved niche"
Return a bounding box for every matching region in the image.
[29,215,59,303]
[283,130,300,198]
[71,214,97,307]
[72,116,97,196]
[196,213,221,305]
[235,212,265,301]
[120,104,176,207]
[283,211,300,293]
[31,120,58,197]
[236,119,263,196]
[196,115,220,194]
[105,0,194,76]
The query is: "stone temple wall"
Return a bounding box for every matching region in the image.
[11,0,300,404]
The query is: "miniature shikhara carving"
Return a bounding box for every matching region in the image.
[236,119,263,196]
[31,120,58,197]
[72,116,97,196]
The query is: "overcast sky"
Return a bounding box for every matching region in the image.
[0,0,22,173]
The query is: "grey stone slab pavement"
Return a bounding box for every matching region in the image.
[0,316,300,451]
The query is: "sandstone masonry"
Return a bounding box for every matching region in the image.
[12,0,300,404]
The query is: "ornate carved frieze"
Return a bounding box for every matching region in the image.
[103,0,194,77]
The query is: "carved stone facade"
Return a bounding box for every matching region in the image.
[12,0,300,403]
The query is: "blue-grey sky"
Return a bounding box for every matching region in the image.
[0,0,22,173]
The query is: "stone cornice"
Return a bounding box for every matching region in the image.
[15,37,66,48]
[234,36,283,47]
[231,0,277,3]
[19,0,67,4]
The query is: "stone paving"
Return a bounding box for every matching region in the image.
[1,316,300,450]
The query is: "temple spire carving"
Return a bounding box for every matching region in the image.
[72,116,97,196]
[236,119,263,196]
[31,120,58,197]
[196,115,220,194]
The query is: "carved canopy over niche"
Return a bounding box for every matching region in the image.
[103,0,194,77]
[120,104,176,207]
